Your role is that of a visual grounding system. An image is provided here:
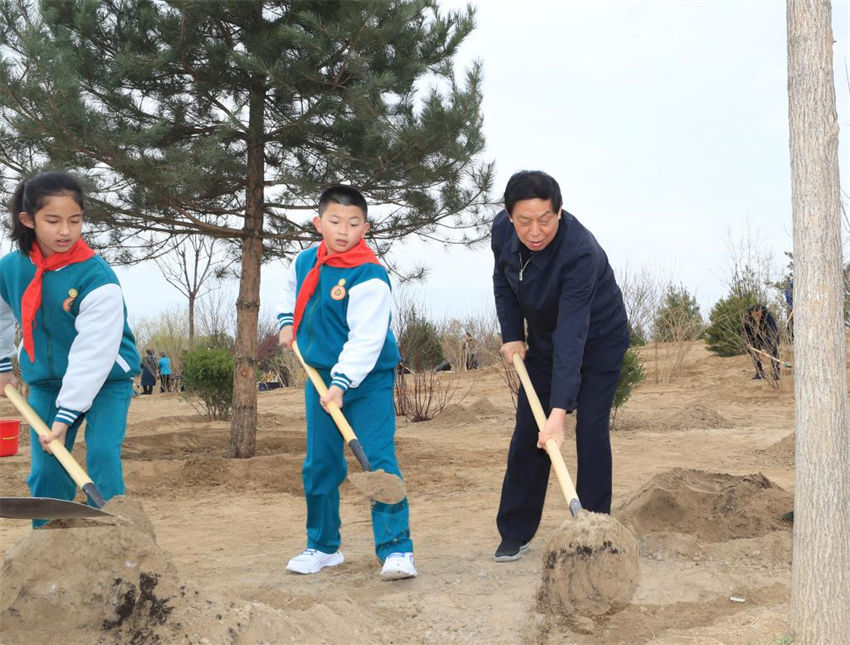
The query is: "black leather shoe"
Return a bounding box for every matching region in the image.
[494,539,531,562]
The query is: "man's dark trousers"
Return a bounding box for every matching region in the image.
[496,357,623,544]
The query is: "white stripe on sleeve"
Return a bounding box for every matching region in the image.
[333,278,392,389]
[56,283,126,414]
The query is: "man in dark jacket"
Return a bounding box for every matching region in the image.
[743,305,780,380]
[491,170,629,562]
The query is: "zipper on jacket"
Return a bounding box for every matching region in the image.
[519,252,532,282]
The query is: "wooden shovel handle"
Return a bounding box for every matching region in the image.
[3,384,104,507]
[511,353,582,516]
[291,341,371,471]
[746,345,785,366]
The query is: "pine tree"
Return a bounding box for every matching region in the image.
[0,0,493,457]
[704,269,763,357]
[650,283,703,342]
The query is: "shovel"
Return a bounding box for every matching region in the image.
[3,384,107,511]
[0,497,113,520]
[291,341,407,504]
[512,354,582,517]
[746,345,792,368]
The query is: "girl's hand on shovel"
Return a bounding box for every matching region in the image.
[39,420,69,455]
[320,385,344,412]
[537,408,567,449]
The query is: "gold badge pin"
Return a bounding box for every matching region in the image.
[330,278,346,301]
[62,288,79,313]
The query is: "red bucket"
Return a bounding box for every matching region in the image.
[0,419,20,457]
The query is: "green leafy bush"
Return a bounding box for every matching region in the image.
[182,347,234,420]
[704,290,760,356]
[706,265,769,356]
[652,283,703,342]
[398,311,445,371]
[611,348,645,428]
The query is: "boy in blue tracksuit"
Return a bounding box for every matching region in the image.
[276,185,415,580]
[0,171,140,527]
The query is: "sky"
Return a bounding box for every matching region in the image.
[111,0,850,327]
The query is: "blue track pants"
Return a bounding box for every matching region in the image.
[302,368,412,561]
[26,380,133,527]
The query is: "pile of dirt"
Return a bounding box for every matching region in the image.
[666,403,730,430]
[618,468,793,543]
[0,497,292,644]
[429,397,501,426]
[613,403,730,433]
[538,512,640,618]
[757,432,795,468]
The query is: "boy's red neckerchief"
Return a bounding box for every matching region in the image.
[21,239,95,362]
[292,239,380,336]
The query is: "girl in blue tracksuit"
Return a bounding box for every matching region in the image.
[0,171,140,526]
[276,185,415,581]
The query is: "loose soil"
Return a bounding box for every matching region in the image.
[0,342,797,644]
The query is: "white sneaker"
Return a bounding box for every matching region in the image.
[380,552,417,580]
[286,549,344,574]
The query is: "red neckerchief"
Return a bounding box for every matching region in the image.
[21,239,95,362]
[292,239,380,336]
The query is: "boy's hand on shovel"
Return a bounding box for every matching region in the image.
[0,372,16,395]
[278,325,294,349]
[39,420,69,455]
[321,385,344,412]
[537,409,566,449]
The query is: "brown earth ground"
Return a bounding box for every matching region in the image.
[0,342,798,644]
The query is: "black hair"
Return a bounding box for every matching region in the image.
[9,171,85,254]
[318,185,368,220]
[503,170,562,216]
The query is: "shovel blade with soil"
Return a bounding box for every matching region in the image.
[292,342,407,505]
[512,353,639,617]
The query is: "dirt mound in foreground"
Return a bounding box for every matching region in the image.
[618,469,793,543]
[0,497,292,645]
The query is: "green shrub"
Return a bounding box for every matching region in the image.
[398,312,445,371]
[182,347,234,420]
[611,348,645,428]
[629,323,648,347]
[704,290,759,356]
[651,283,703,342]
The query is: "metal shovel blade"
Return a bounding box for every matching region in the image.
[0,497,114,520]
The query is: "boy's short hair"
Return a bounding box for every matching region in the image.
[318,185,368,220]
[503,170,563,216]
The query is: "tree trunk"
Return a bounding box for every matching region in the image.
[229,72,265,458]
[787,1,850,642]
[188,292,195,350]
